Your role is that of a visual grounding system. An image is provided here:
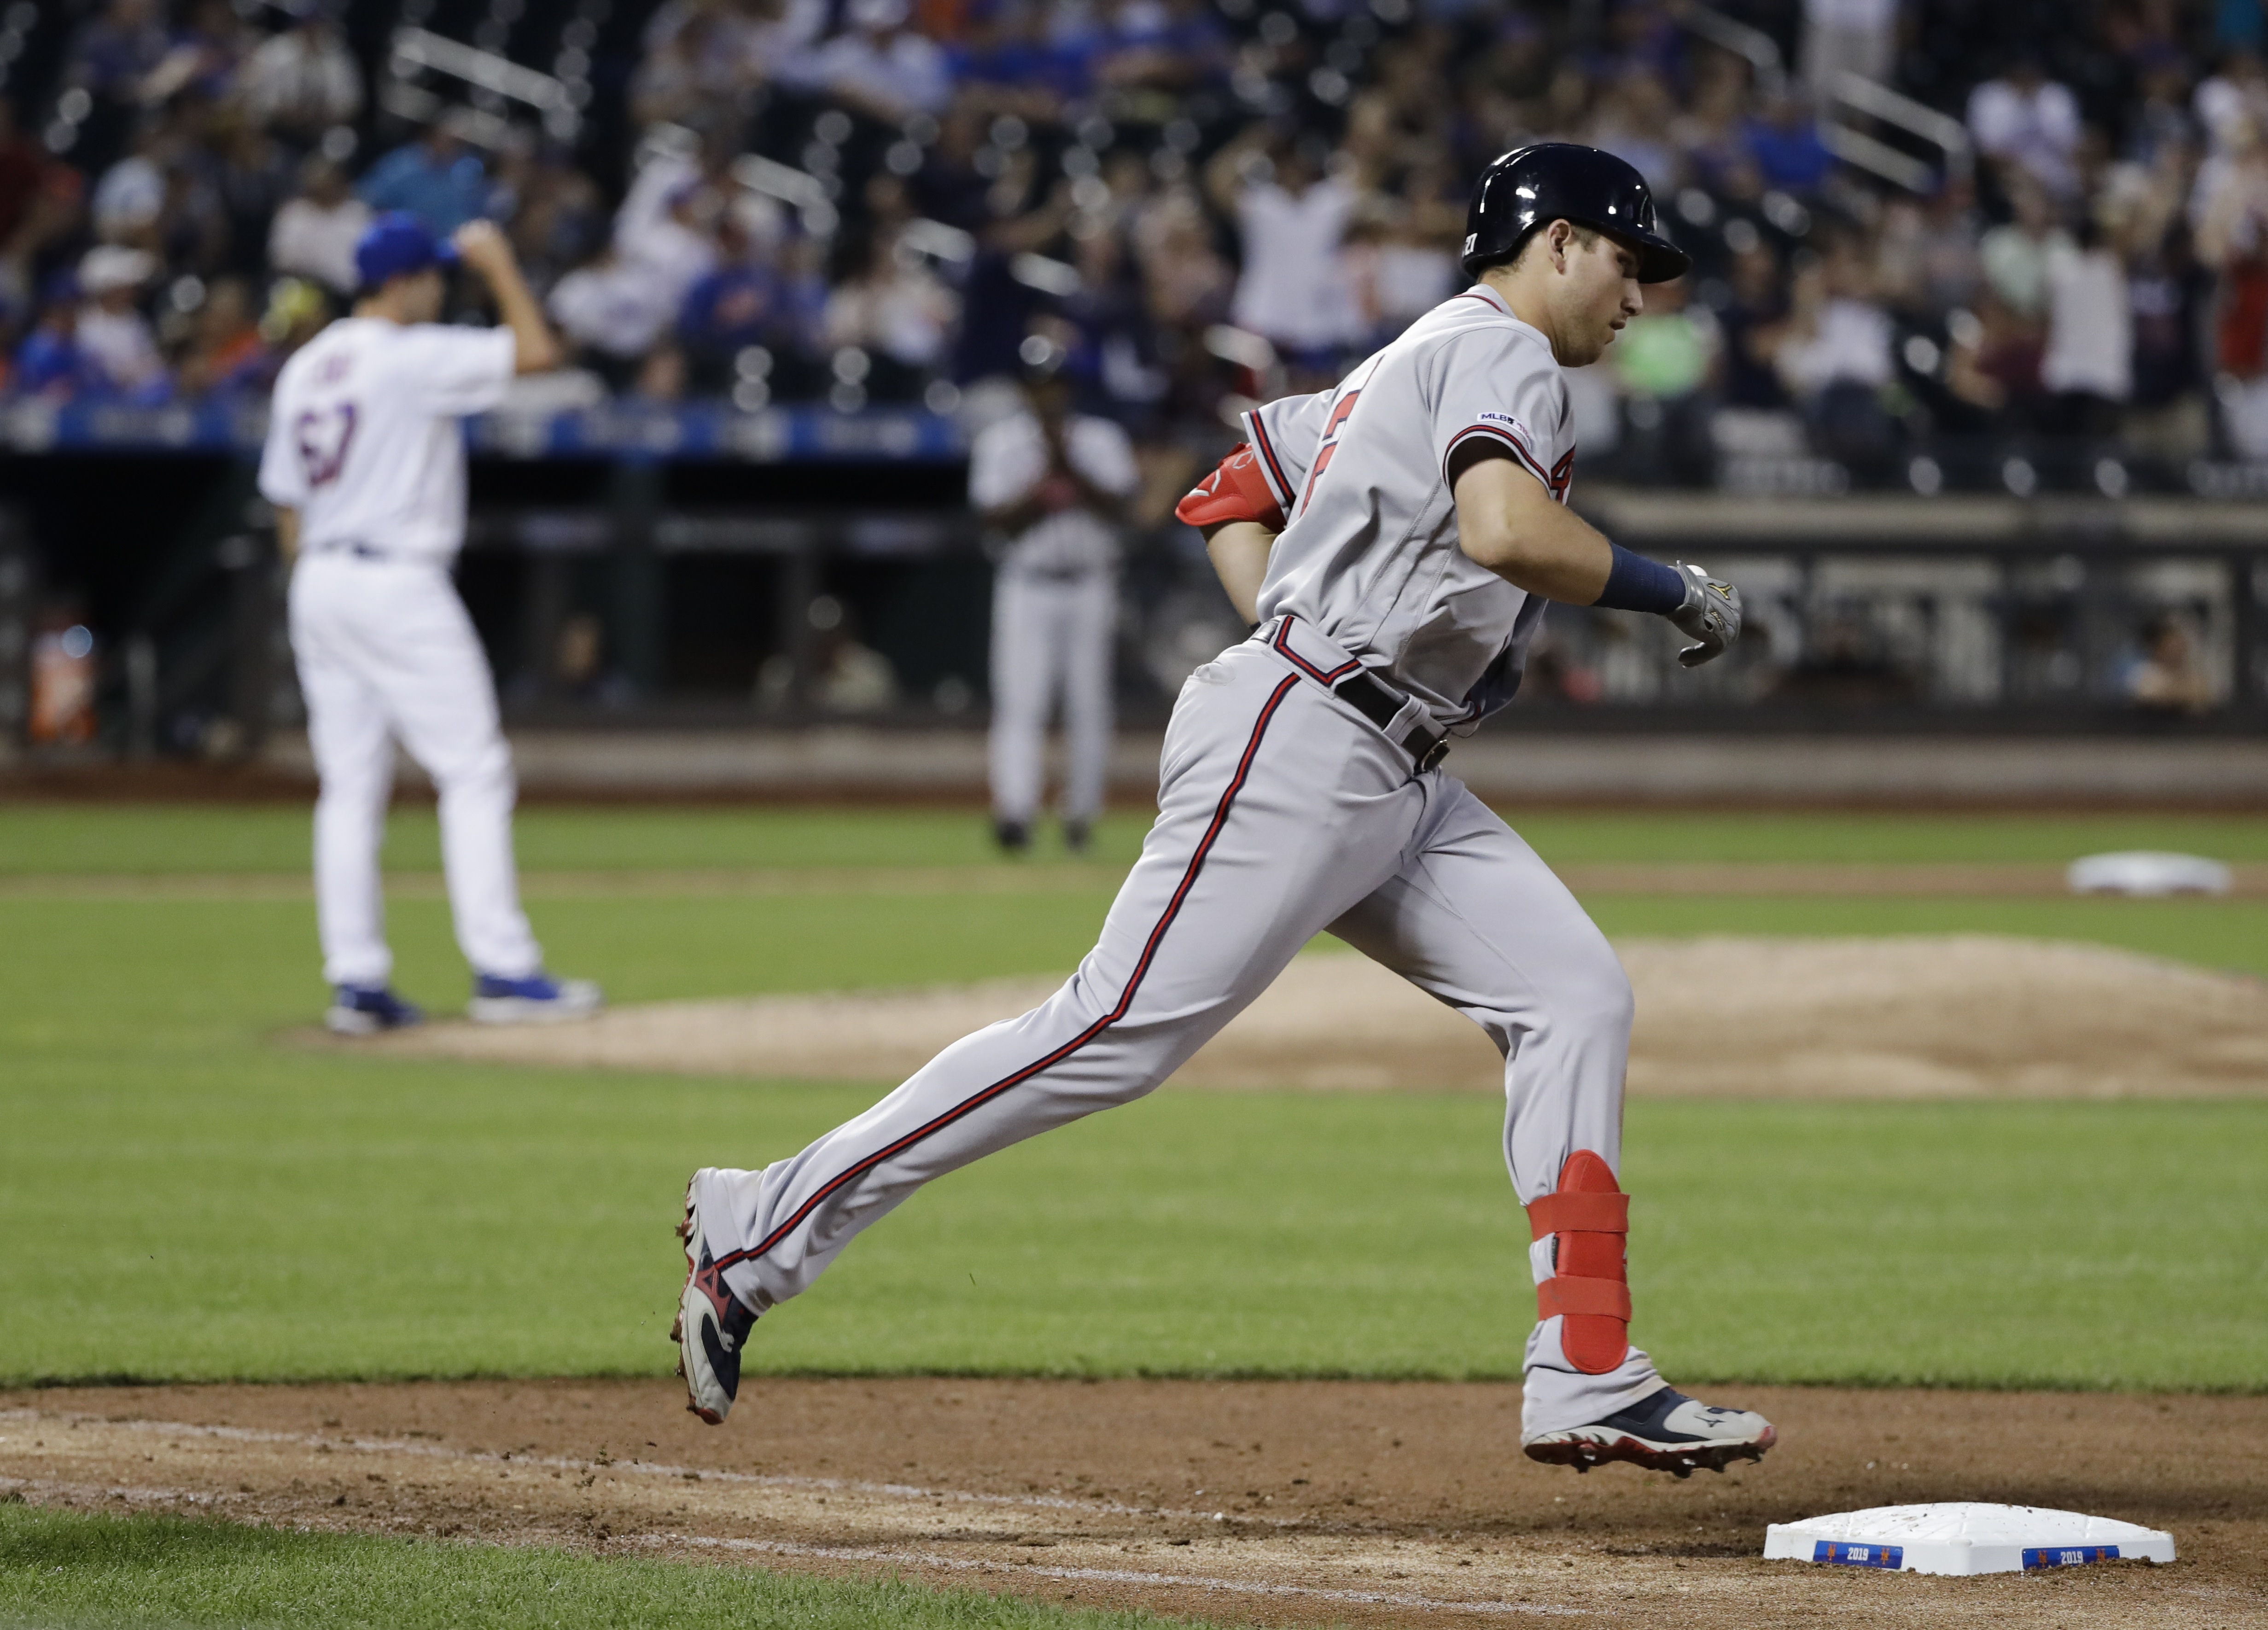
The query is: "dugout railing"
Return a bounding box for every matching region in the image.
[5,485,2267,760]
[409,490,2268,737]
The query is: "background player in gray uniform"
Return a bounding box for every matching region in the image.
[674,145,1768,1479]
[969,342,1140,854]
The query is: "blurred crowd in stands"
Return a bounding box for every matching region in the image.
[6,0,2268,485]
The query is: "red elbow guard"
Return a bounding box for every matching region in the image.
[1174,442,1287,531]
[1527,1150,1631,1375]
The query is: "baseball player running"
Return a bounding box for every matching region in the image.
[972,341,1140,854]
[260,212,601,1036]
[675,145,1772,1478]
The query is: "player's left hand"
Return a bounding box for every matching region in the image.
[1667,561,1742,667]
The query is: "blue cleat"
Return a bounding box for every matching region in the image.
[466,970,602,1025]
[326,984,425,1036]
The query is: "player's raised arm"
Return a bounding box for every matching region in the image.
[451,220,561,375]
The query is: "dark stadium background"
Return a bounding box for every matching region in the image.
[1,0,2264,773]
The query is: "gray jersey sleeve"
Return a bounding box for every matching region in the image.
[1428,327,1574,503]
[1241,389,1333,516]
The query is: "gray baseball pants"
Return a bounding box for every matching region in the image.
[700,616,1665,1434]
[988,565,1115,830]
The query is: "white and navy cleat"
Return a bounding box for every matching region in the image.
[672,1171,758,1426]
[466,971,602,1024]
[325,984,424,1036]
[1524,1387,1776,1478]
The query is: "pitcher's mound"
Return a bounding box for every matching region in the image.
[364,935,2268,1098]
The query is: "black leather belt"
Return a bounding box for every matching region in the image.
[1265,614,1451,773]
[1335,667,1451,773]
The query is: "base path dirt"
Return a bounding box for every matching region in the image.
[362,935,2268,1099]
[3,1380,2261,1628]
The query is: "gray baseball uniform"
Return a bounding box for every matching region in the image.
[971,409,1140,834]
[693,283,1663,1436]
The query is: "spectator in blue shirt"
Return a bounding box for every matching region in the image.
[1744,93,1837,195]
[677,216,789,392]
[356,126,490,238]
[13,293,98,400]
[64,0,172,105]
[949,2,1104,120]
[1095,0,1232,93]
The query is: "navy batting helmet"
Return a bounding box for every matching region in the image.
[1460,143,1690,283]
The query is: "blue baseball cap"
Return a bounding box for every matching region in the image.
[354,212,459,291]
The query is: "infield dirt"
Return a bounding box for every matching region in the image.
[4,1380,2260,1628]
[365,934,2268,1099]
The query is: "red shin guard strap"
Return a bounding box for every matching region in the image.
[1525,1190,1627,1240]
[1537,1275,1633,1321]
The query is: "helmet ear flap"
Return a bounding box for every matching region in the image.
[1460,222,1543,280]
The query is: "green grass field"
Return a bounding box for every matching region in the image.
[3,801,2262,1391]
[0,1504,1183,1630]
[9,802,2268,873]
[5,800,2266,1627]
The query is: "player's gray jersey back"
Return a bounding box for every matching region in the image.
[1252,284,1574,734]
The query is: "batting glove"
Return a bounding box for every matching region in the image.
[1667,561,1742,668]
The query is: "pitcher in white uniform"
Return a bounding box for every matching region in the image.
[260,213,601,1035]
[971,342,1140,854]
[674,146,1772,1479]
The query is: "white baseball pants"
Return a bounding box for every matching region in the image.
[289,552,543,989]
[700,617,1663,1434]
[988,567,1115,828]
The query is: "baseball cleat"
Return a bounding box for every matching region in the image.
[1523,1386,1776,1478]
[673,1170,758,1425]
[467,971,602,1024]
[993,818,1031,854]
[326,984,424,1035]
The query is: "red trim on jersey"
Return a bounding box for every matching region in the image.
[1443,421,1555,493]
[1269,614,1361,684]
[1246,410,1294,509]
[713,671,1308,1276]
[1298,389,1363,511]
[1549,448,1576,502]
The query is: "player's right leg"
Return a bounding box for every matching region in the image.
[356,564,598,1022]
[986,570,1051,852]
[291,557,417,1033]
[678,639,1427,1422]
[1327,781,1775,1477]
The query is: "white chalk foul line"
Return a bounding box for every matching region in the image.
[0,1409,1290,1528]
[632,1532,1588,1618]
[0,1472,238,1507]
[3,1444,1585,1619]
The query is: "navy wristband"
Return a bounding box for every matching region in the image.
[1594,544,1686,615]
